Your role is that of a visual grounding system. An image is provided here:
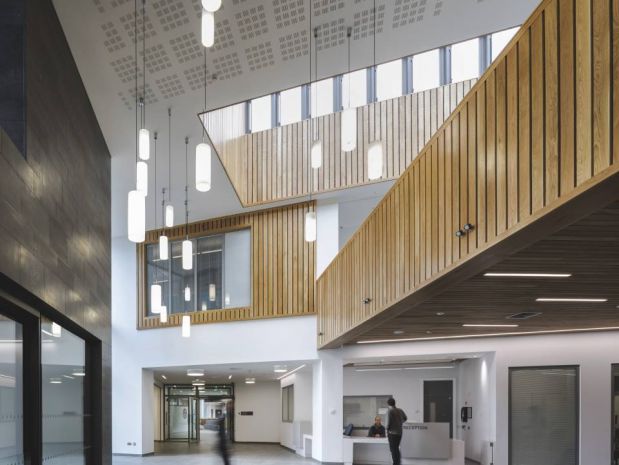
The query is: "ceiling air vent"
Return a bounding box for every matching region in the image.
[506,312,542,320]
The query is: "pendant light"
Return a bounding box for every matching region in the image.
[184,286,191,302]
[155,132,169,261]
[367,0,384,180]
[138,0,150,160]
[150,283,161,314]
[209,283,216,301]
[181,315,191,338]
[304,1,317,243]
[165,108,174,227]
[182,137,193,270]
[159,305,168,323]
[341,26,357,152]
[196,49,212,192]
[202,0,221,12]
[128,190,146,242]
[128,0,146,243]
[150,131,162,314]
[201,10,214,48]
[310,26,322,169]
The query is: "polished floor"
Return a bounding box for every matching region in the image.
[112,440,480,465]
[113,441,314,465]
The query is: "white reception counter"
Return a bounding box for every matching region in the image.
[343,422,464,465]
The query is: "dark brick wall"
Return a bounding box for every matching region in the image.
[0,0,111,462]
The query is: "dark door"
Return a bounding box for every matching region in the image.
[423,380,454,438]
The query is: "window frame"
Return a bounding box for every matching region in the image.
[508,365,580,465]
[145,226,252,317]
[282,384,294,423]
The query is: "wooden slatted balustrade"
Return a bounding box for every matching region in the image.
[316,0,619,348]
[203,80,476,207]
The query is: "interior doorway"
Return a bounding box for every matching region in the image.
[163,384,235,443]
[423,380,454,438]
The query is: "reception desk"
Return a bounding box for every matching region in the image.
[343,423,464,465]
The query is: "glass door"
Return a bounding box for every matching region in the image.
[0,314,24,465]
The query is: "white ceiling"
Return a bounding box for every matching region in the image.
[51,0,538,238]
[151,360,313,383]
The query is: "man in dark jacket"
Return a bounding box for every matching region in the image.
[217,415,230,465]
[367,415,386,437]
[386,398,407,465]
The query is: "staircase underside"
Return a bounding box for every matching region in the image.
[330,172,619,346]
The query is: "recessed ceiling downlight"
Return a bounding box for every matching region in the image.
[192,379,206,387]
[536,298,607,302]
[245,378,256,384]
[484,272,571,278]
[187,368,204,377]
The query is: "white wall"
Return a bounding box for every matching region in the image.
[280,370,313,450]
[111,236,319,455]
[342,330,619,465]
[344,366,459,425]
[457,354,495,463]
[235,381,281,443]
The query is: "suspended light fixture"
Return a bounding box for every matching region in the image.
[136,160,148,194]
[209,284,216,302]
[165,108,174,228]
[201,10,214,48]
[151,133,162,312]
[310,26,322,169]
[138,126,150,160]
[182,137,193,270]
[304,5,317,243]
[138,0,150,160]
[128,190,146,243]
[367,0,384,179]
[202,0,221,12]
[159,234,168,261]
[181,315,191,338]
[195,143,212,192]
[196,50,212,192]
[159,305,168,323]
[368,141,384,180]
[128,0,147,243]
[341,26,356,152]
[150,284,162,314]
[305,210,317,242]
[184,286,191,302]
[224,293,230,306]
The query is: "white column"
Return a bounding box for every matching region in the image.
[312,350,343,463]
[316,202,339,278]
[141,369,155,454]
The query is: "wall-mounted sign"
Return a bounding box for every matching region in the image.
[239,411,254,416]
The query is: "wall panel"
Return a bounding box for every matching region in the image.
[137,202,315,329]
[204,81,476,207]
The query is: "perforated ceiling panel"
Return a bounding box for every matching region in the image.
[74,0,491,111]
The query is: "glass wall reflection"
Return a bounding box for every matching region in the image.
[0,315,23,465]
[41,318,86,465]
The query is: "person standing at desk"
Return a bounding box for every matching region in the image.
[386,398,407,465]
[367,416,386,438]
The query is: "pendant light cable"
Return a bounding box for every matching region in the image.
[185,136,189,239]
[134,0,138,163]
[168,108,172,203]
[203,49,207,141]
[373,0,377,140]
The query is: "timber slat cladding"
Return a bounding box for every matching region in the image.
[204,81,476,207]
[316,0,619,348]
[137,201,315,330]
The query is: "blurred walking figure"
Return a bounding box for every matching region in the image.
[387,398,408,465]
[217,415,230,465]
